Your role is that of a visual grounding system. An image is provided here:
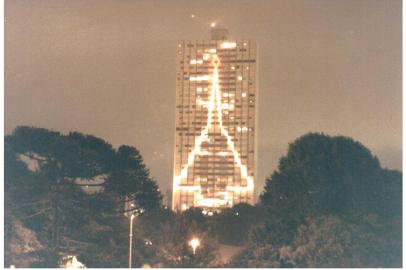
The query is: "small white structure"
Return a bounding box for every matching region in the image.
[60,255,86,269]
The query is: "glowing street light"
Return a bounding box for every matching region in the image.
[189,237,200,255]
[129,214,135,268]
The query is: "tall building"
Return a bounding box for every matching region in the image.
[172,27,258,212]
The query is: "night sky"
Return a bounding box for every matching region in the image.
[5,0,402,201]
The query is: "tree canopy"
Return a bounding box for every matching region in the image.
[5,129,402,267]
[258,133,401,245]
[5,126,163,267]
[230,133,402,267]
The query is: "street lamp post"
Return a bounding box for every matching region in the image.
[129,214,135,268]
[189,237,200,255]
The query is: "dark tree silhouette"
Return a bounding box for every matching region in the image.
[259,133,401,245]
[105,145,162,211]
[4,126,163,267]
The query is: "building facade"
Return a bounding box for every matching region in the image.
[172,28,258,212]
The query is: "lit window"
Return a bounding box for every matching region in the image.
[221,42,237,49]
[190,59,203,65]
[190,75,210,81]
[236,126,249,132]
[209,48,216,53]
[238,76,243,80]
[222,104,234,110]
[231,66,235,70]
[242,92,247,98]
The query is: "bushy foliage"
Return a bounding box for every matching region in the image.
[284,215,402,267]
[6,129,401,267]
[259,133,401,245]
[231,133,402,267]
[134,207,220,267]
[211,203,265,246]
[4,126,163,267]
[231,215,401,268]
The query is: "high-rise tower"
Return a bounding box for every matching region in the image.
[172,27,258,212]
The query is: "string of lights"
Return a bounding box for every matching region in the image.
[173,49,253,209]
